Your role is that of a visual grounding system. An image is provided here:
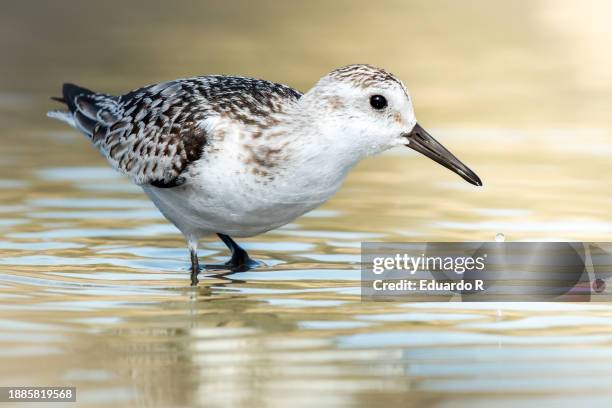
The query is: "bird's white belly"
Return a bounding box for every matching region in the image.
[142,161,345,239]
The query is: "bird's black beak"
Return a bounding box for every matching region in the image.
[403,123,482,186]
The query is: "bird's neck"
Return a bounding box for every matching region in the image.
[244,107,365,197]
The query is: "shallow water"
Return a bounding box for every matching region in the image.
[3,129,612,407]
[2,1,612,407]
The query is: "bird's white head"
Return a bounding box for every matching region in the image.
[297,64,482,186]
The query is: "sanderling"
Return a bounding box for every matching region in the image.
[48,64,482,285]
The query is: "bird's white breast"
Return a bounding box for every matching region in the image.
[143,119,351,239]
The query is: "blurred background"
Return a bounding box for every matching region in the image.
[2,0,612,127]
[1,1,612,407]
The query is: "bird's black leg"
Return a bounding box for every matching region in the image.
[217,233,256,272]
[189,240,200,286]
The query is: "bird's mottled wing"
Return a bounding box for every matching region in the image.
[54,76,302,188]
[83,81,209,188]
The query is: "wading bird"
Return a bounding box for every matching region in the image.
[48,64,482,285]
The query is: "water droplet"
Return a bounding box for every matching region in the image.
[495,233,505,242]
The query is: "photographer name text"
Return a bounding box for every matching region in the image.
[372,279,484,292]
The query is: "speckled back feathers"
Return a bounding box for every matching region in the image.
[53,76,302,188]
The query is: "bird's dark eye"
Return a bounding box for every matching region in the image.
[369,95,387,110]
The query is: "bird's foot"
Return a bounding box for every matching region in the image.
[190,267,200,286]
[204,248,259,273]
[225,246,259,271]
[190,246,202,286]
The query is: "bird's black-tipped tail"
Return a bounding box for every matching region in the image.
[48,83,118,137]
[59,83,95,112]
